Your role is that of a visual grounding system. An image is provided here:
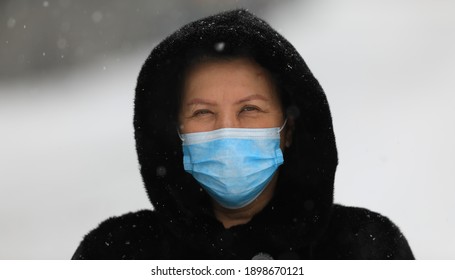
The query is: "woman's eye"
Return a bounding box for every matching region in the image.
[192,109,212,117]
[241,105,260,113]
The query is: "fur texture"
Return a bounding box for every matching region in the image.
[72,9,414,260]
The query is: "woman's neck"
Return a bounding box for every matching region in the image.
[212,173,279,229]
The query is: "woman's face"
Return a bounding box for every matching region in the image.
[179,58,286,143]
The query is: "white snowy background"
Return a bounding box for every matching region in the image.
[1,0,454,259]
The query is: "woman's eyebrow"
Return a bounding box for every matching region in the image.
[186,98,216,106]
[235,94,269,104]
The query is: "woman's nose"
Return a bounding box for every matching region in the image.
[214,112,239,129]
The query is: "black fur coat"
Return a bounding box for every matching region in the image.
[72,9,414,260]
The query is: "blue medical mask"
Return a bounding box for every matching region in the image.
[179,121,286,209]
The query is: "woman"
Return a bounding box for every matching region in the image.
[72,9,414,259]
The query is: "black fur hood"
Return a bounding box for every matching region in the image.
[73,9,413,260]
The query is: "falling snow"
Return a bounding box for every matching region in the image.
[214,42,225,52]
[7,18,16,29]
[92,11,103,23]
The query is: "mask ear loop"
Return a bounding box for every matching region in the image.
[279,118,292,148]
[177,127,184,141]
[279,118,288,133]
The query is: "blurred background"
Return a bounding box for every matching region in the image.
[1,0,454,259]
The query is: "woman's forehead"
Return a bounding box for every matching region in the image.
[181,58,280,103]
